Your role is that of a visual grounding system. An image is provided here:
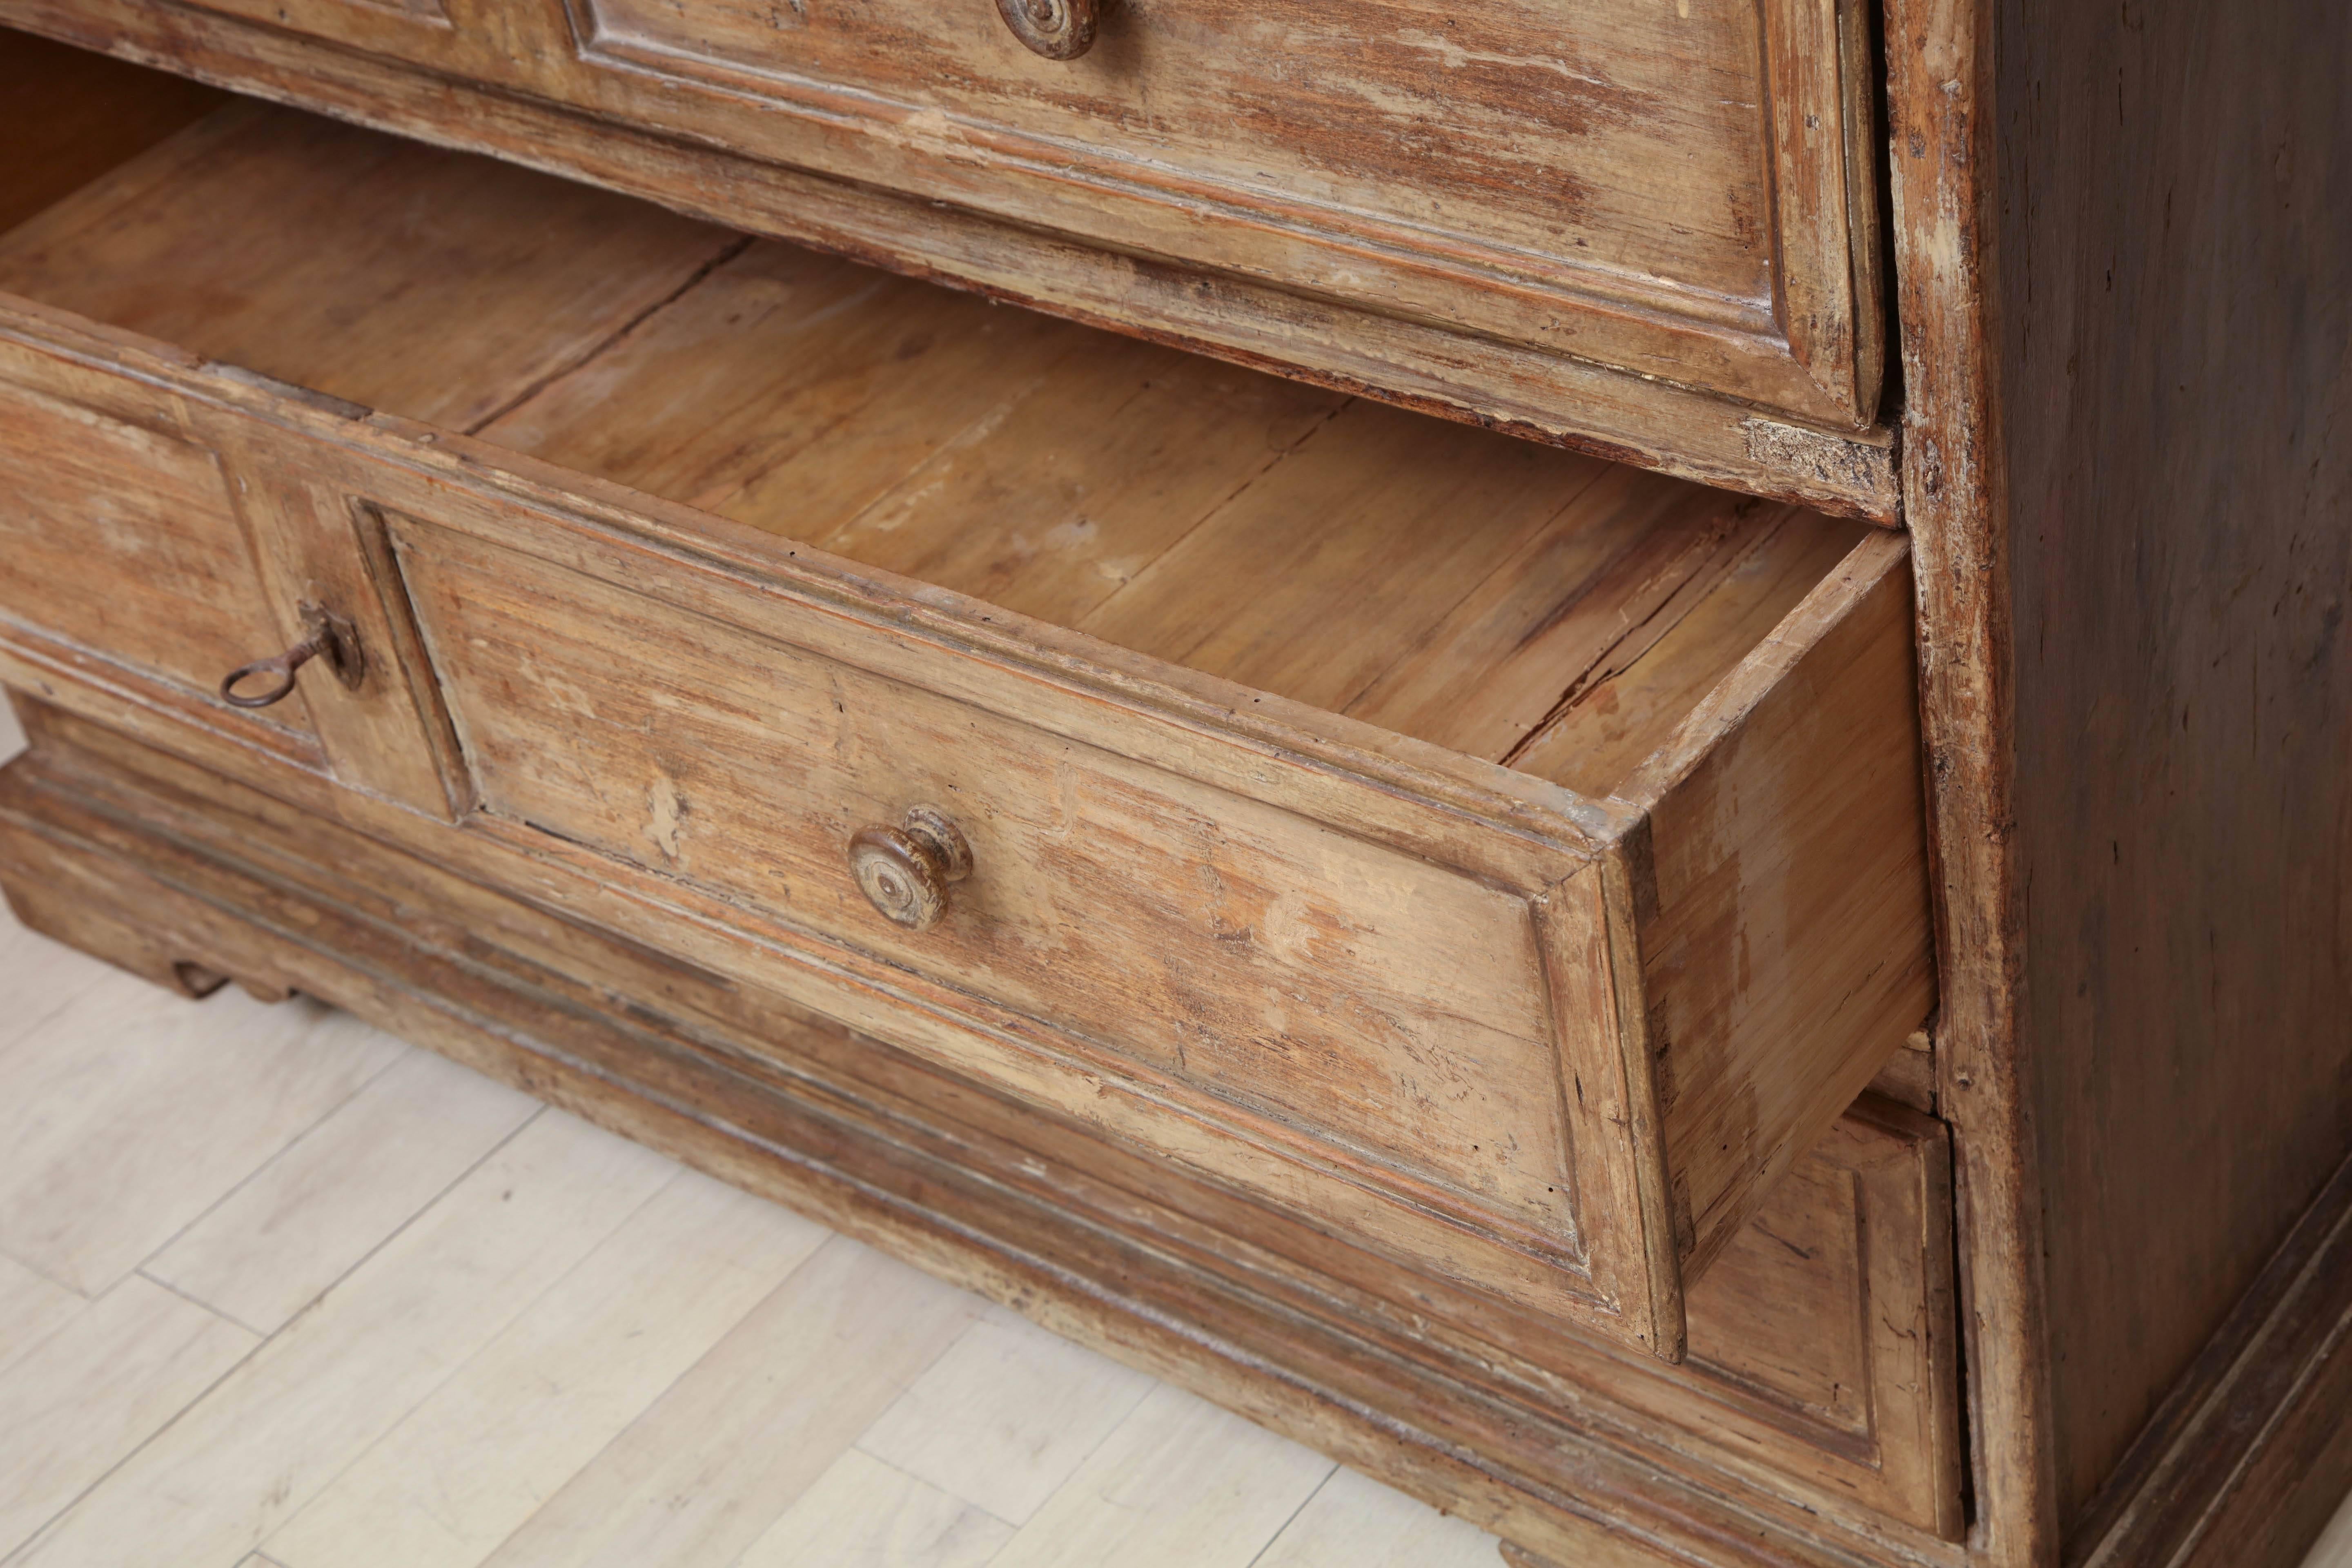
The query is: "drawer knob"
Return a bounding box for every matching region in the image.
[995,0,1106,60]
[848,806,973,931]
[220,604,365,709]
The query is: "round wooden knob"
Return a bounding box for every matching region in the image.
[994,0,1105,59]
[847,806,973,931]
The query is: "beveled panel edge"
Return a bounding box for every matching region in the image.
[1759,0,1889,423]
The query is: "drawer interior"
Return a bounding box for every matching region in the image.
[0,31,225,234]
[0,91,1875,810]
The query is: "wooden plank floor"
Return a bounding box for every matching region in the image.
[0,706,1508,1568]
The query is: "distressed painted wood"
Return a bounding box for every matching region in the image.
[0,351,315,749]
[389,510,1613,1320]
[64,0,1895,432]
[1879,0,2055,1561]
[0,0,1903,519]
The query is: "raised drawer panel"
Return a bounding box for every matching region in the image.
[553,0,1864,409]
[390,517,1583,1241]
[381,510,1654,1336]
[167,0,1886,425]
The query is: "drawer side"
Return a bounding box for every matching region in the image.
[1626,533,1936,1272]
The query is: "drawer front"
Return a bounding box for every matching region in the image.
[387,512,1633,1321]
[2,1,1898,515]
[0,362,316,744]
[0,313,463,815]
[0,689,1961,1540]
[537,0,1883,418]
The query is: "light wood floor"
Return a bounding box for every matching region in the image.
[4,693,2350,1568]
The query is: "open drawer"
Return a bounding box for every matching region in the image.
[0,76,1934,1360]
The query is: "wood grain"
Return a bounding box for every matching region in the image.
[389,512,1601,1305]
[0,107,1883,802]
[1578,530,1934,1279]
[1686,1098,1963,1540]
[481,240,1356,630]
[1989,0,2352,1540]
[0,48,1966,1557]
[6,12,2351,1566]
[1349,479,1797,766]
[0,102,739,430]
[0,370,310,736]
[1068,399,1614,726]
[315,0,1887,424]
[478,232,1852,785]
[1881,0,2054,1561]
[1511,507,1873,796]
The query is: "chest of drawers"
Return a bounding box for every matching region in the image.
[0,7,2344,1568]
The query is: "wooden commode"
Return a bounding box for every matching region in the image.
[0,9,2345,1568]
